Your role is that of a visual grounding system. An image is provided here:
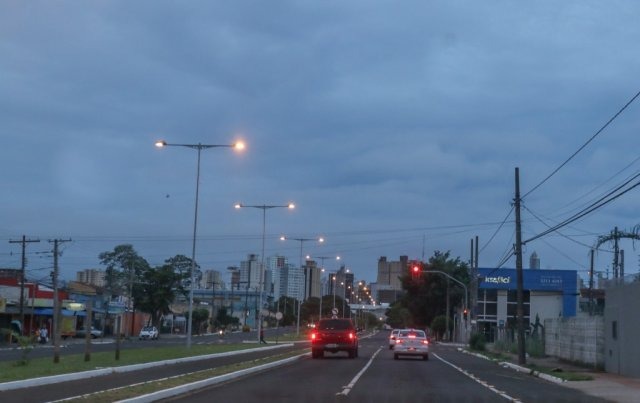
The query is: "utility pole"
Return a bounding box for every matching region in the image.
[589,249,595,316]
[514,167,526,365]
[50,238,71,364]
[9,235,40,334]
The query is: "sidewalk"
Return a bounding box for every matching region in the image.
[486,351,640,403]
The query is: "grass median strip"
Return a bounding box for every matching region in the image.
[56,349,308,403]
[0,343,264,383]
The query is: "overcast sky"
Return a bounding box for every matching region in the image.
[2,1,640,286]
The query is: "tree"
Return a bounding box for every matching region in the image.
[99,244,150,296]
[213,307,240,330]
[398,251,470,329]
[164,254,200,295]
[186,308,209,335]
[133,263,184,327]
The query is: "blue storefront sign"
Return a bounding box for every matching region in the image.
[478,268,578,317]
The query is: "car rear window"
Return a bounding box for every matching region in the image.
[400,330,426,338]
[318,320,353,330]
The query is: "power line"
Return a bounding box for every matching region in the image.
[523,88,640,200]
[525,173,640,244]
[479,206,514,254]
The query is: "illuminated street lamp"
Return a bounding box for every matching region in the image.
[280,235,324,335]
[155,139,244,348]
[234,202,295,344]
[315,256,340,321]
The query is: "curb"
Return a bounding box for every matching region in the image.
[0,344,293,392]
[115,353,308,402]
[460,348,565,384]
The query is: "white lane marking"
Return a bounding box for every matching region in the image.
[337,347,383,397]
[433,353,522,402]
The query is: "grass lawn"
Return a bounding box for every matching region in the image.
[0,343,271,383]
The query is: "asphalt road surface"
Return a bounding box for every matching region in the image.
[165,332,608,403]
[0,331,610,403]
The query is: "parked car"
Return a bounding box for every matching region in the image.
[139,326,159,340]
[393,329,429,360]
[310,318,358,359]
[76,326,103,339]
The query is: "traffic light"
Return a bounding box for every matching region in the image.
[410,262,421,279]
[463,308,468,320]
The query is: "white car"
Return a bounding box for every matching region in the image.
[393,329,429,360]
[139,326,159,340]
[76,326,103,339]
[389,329,401,349]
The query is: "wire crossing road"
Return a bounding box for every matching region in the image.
[166,332,606,403]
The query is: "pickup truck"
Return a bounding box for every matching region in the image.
[310,318,358,359]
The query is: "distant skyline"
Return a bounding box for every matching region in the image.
[2,2,640,285]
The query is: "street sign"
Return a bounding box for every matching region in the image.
[275,312,283,320]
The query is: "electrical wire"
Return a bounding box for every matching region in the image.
[523,88,640,200]
[525,173,640,244]
[479,206,514,254]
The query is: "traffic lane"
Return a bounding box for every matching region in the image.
[346,341,502,402]
[432,345,608,403]
[0,344,305,403]
[164,334,382,402]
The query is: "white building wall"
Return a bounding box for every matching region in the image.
[530,291,563,321]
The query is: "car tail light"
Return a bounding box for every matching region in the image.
[422,339,429,345]
[348,332,354,340]
[310,332,317,340]
[395,339,402,344]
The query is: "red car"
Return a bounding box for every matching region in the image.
[310,318,359,359]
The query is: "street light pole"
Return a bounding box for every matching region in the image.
[155,139,244,348]
[422,269,468,341]
[280,236,324,336]
[235,203,295,344]
[314,256,338,321]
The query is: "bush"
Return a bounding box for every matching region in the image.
[469,333,486,351]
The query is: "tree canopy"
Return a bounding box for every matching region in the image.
[388,251,470,329]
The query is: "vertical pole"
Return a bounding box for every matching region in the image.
[613,227,619,278]
[84,300,93,362]
[296,239,304,336]
[52,240,60,364]
[514,167,526,365]
[589,249,595,316]
[9,236,40,335]
[257,208,266,344]
[187,146,202,348]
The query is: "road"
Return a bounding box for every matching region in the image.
[0,331,610,402]
[166,332,607,403]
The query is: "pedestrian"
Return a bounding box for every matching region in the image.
[39,325,48,344]
[260,328,267,344]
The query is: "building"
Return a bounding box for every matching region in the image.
[239,254,261,291]
[529,252,540,270]
[304,259,322,299]
[267,256,288,300]
[76,269,106,287]
[376,256,409,304]
[203,270,224,290]
[476,267,579,342]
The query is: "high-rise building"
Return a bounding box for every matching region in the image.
[203,270,223,290]
[267,256,288,300]
[76,269,106,287]
[530,252,540,270]
[240,254,261,291]
[304,259,322,299]
[377,256,408,290]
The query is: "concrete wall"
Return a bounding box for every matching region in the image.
[604,281,640,377]
[544,316,604,368]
